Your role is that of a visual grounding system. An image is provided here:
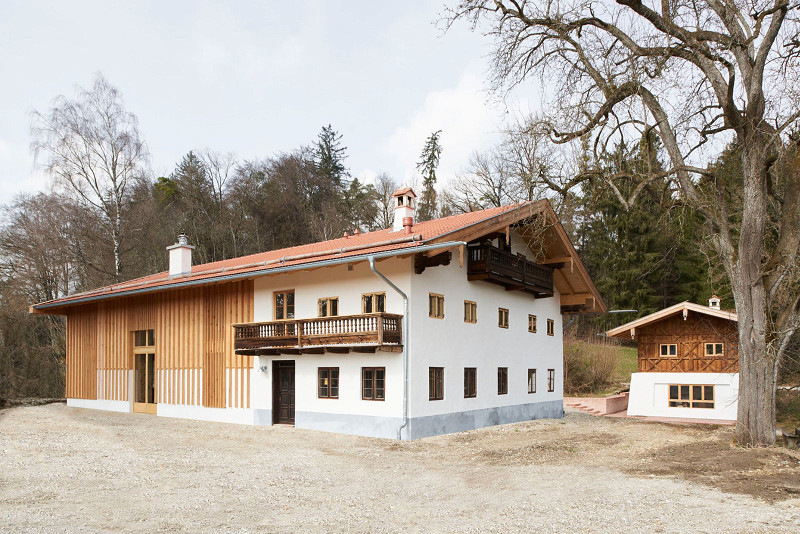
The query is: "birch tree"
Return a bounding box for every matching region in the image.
[447,0,800,446]
[32,74,148,282]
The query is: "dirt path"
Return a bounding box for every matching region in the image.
[1,404,799,532]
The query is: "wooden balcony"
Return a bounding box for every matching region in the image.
[467,243,554,297]
[233,313,403,355]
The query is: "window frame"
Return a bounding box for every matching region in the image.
[659,343,678,357]
[464,300,477,324]
[497,367,508,395]
[317,297,339,318]
[361,367,386,401]
[528,369,537,394]
[133,329,155,348]
[361,292,386,314]
[704,343,724,357]
[274,289,296,320]
[546,318,555,336]
[498,308,509,329]
[547,369,555,392]
[318,367,339,399]
[464,367,477,398]
[429,367,444,401]
[669,384,715,409]
[528,314,537,333]
[429,293,445,319]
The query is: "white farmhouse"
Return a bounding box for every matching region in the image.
[32,189,605,439]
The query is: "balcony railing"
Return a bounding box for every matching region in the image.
[233,312,402,354]
[467,243,554,296]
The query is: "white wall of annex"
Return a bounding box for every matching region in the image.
[628,372,738,420]
[407,232,564,418]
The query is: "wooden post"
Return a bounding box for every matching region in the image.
[297,320,304,348]
[377,313,384,346]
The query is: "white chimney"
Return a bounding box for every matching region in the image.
[392,188,417,232]
[167,233,194,277]
[708,295,721,310]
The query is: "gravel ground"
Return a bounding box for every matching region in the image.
[1,404,799,533]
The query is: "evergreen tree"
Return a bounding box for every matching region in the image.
[416,130,442,221]
[313,124,349,188]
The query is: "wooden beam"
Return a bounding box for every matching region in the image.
[560,293,593,306]
[378,345,403,353]
[416,251,452,273]
[352,347,377,353]
[300,347,324,354]
[326,347,351,354]
[540,256,572,265]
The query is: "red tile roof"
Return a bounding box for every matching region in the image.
[392,187,416,197]
[33,202,533,310]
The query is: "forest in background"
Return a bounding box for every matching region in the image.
[0,76,793,400]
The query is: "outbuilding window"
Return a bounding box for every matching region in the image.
[704,343,724,356]
[660,344,678,357]
[669,384,714,409]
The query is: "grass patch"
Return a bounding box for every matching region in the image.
[614,346,638,384]
[777,389,800,431]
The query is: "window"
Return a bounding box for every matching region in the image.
[318,368,339,399]
[660,344,678,357]
[464,300,477,323]
[318,297,339,317]
[464,368,477,398]
[669,384,715,409]
[497,367,508,395]
[704,343,724,356]
[429,293,445,318]
[362,292,386,314]
[498,308,509,328]
[133,329,155,347]
[547,369,555,392]
[362,367,385,400]
[528,369,537,394]
[546,318,555,336]
[429,367,444,400]
[528,315,537,333]
[274,290,295,320]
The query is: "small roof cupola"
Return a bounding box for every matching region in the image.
[708,294,721,310]
[167,233,195,278]
[392,187,416,233]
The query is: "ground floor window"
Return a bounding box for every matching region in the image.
[362,367,385,400]
[318,367,339,399]
[528,369,536,393]
[429,367,444,400]
[669,384,714,408]
[464,368,477,398]
[547,369,555,392]
[497,367,508,395]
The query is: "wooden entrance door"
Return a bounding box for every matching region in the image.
[133,352,157,414]
[273,361,295,424]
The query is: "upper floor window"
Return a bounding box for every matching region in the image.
[318,297,339,317]
[133,329,154,347]
[497,367,508,395]
[704,343,724,356]
[464,300,477,323]
[546,318,555,336]
[362,367,385,400]
[318,368,339,399]
[547,369,555,392]
[528,315,537,333]
[498,308,509,329]
[429,293,445,319]
[275,290,295,320]
[660,344,678,357]
[429,367,444,400]
[464,368,477,398]
[362,292,386,314]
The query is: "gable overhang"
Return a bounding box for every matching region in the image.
[606,301,738,339]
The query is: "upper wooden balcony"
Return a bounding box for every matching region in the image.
[467,243,554,297]
[233,312,403,355]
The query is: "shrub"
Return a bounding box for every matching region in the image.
[563,338,619,395]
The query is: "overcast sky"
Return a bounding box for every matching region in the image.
[0,1,538,204]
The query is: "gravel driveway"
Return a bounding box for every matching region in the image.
[1,404,799,533]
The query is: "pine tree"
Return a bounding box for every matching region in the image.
[416,130,442,221]
[313,124,349,188]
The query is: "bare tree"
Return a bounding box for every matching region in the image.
[374,172,399,229]
[447,0,800,446]
[32,74,148,282]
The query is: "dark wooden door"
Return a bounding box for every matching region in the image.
[273,361,295,424]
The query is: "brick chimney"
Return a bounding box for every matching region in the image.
[167,233,194,277]
[392,188,416,232]
[708,295,721,310]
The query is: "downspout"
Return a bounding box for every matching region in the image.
[367,240,466,440]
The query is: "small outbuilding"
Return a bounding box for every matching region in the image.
[606,297,738,421]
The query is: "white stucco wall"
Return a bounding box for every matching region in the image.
[628,372,739,420]
[407,239,563,420]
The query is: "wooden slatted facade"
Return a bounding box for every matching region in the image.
[636,312,739,373]
[64,279,254,409]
